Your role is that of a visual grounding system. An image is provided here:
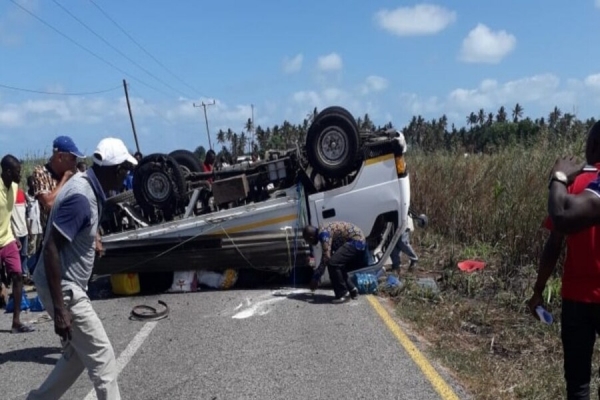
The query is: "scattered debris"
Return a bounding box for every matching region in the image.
[197,269,238,290]
[167,271,198,293]
[416,277,439,294]
[130,300,169,321]
[457,260,486,273]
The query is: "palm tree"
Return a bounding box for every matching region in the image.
[466,112,477,127]
[362,113,374,131]
[512,103,524,123]
[439,114,448,131]
[216,129,226,145]
[477,109,486,126]
[245,118,254,154]
[549,106,562,128]
[496,106,507,123]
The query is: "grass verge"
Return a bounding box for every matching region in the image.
[382,135,600,398]
[385,230,600,399]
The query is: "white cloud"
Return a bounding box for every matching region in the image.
[361,75,389,94]
[290,87,385,123]
[317,53,343,72]
[0,108,22,127]
[282,54,303,74]
[398,73,588,124]
[292,91,323,109]
[291,88,353,120]
[459,24,516,64]
[374,4,456,36]
[0,94,252,132]
[584,73,600,90]
[7,71,600,157]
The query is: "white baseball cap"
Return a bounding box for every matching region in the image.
[92,137,138,167]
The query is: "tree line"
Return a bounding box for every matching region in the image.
[193,104,597,162]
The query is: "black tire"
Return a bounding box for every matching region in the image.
[133,153,187,213]
[316,106,356,126]
[168,150,202,174]
[306,106,360,179]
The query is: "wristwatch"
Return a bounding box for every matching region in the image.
[548,171,568,189]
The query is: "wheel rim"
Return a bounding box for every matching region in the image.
[146,172,170,202]
[317,127,347,166]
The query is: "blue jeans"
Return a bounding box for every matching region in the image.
[390,230,418,270]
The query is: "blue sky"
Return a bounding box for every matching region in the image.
[1,0,600,158]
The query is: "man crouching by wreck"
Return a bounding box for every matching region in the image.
[303,221,365,303]
[29,138,138,400]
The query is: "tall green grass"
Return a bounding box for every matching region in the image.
[409,134,587,288]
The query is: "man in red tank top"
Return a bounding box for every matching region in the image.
[536,121,600,399]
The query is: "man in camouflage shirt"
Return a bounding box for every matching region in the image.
[303,221,366,303]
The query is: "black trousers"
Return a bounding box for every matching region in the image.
[562,299,600,400]
[327,243,363,298]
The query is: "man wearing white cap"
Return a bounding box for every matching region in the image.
[29,138,137,400]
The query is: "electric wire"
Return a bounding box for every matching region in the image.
[50,0,193,99]
[88,0,203,98]
[0,82,121,96]
[7,0,171,98]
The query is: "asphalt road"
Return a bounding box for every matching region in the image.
[0,286,467,400]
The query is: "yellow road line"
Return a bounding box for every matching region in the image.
[366,295,461,400]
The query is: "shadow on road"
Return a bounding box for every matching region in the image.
[283,292,334,304]
[0,346,61,366]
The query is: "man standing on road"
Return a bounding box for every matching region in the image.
[0,155,34,333]
[303,221,365,303]
[29,137,138,400]
[530,121,600,399]
[389,214,419,272]
[31,135,83,233]
[25,175,43,275]
[11,185,30,278]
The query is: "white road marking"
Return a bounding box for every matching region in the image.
[84,321,158,400]
[232,289,309,319]
[232,297,286,319]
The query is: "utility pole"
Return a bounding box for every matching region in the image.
[122,79,140,154]
[250,104,254,154]
[193,100,216,150]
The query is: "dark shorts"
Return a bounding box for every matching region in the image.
[0,241,22,276]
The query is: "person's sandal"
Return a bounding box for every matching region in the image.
[11,325,36,334]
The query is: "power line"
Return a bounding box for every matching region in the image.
[88,0,203,98]
[0,82,121,95]
[7,0,171,98]
[50,0,192,99]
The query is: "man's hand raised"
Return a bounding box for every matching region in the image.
[551,157,586,185]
